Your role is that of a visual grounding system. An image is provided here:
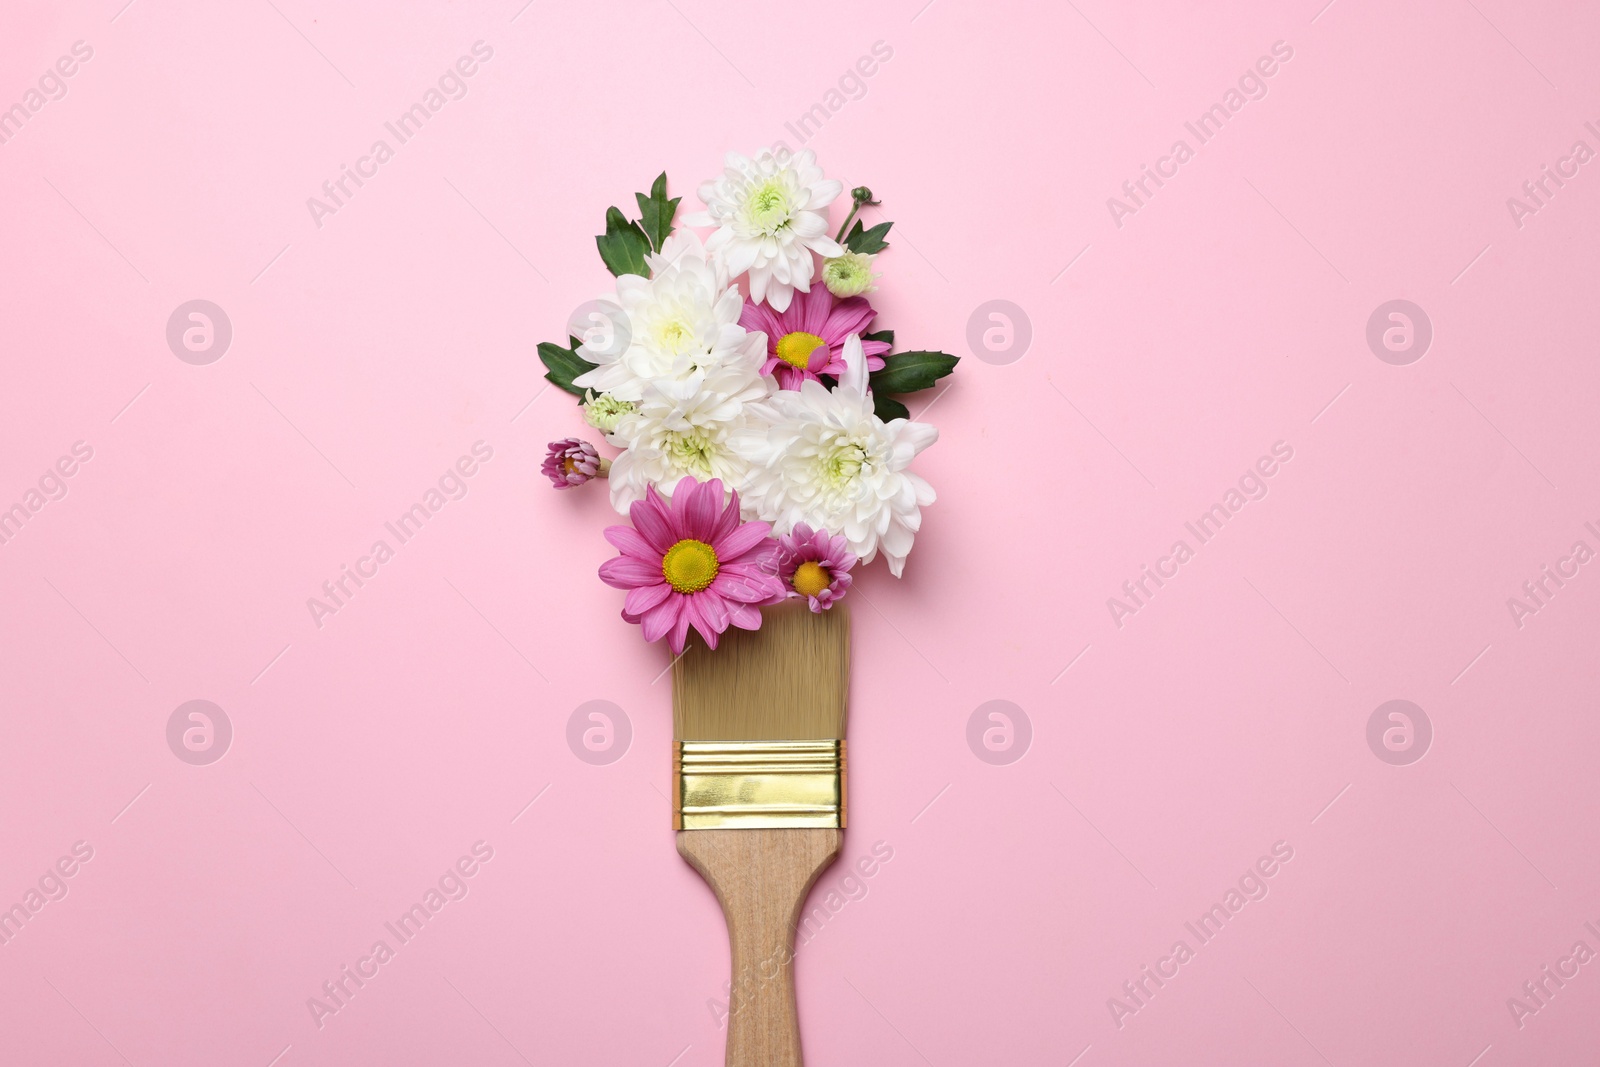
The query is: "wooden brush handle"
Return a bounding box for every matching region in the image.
[677,828,843,1067]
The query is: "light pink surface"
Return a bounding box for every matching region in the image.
[3,1,1599,1063]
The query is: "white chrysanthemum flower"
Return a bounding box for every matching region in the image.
[573,232,757,403]
[606,361,774,514]
[685,149,844,313]
[736,334,936,576]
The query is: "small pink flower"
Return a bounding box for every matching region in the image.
[599,477,786,653]
[776,523,856,612]
[740,286,890,390]
[543,438,601,489]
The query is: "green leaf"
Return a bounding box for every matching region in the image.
[538,339,598,399]
[634,172,681,253]
[869,350,959,396]
[873,394,910,422]
[844,220,893,254]
[596,206,652,277]
[862,329,894,348]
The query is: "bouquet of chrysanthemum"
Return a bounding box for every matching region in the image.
[539,149,956,654]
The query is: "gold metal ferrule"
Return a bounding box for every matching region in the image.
[673,740,846,830]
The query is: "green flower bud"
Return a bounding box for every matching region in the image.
[582,391,635,434]
[821,252,878,298]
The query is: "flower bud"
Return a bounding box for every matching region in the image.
[542,438,603,488]
[582,390,635,434]
[821,252,878,297]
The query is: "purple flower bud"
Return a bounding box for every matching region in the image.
[543,438,602,489]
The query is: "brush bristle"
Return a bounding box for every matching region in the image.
[673,600,850,741]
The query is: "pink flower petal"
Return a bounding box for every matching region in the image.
[727,602,764,630]
[711,573,774,604]
[681,477,720,537]
[642,483,676,540]
[664,477,700,540]
[640,598,679,643]
[739,302,782,341]
[721,565,784,606]
[629,497,675,554]
[719,557,777,579]
[604,524,661,561]
[669,608,694,654]
[708,494,741,545]
[713,522,773,561]
[825,297,876,338]
[798,286,830,336]
[686,593,731,648]
[814,351,847,376]
[600,555,664,589]
[624,582,673,617]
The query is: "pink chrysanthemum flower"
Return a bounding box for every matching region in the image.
[776,523,856,612]
[599,476,785,653]
[740,286,890,390]
[543,438,602,489]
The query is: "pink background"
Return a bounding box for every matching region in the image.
[3,0,1599,1063]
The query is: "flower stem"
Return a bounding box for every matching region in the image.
[834,204,862,244]
[834,186,880,244]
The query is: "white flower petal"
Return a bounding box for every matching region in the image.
[804,180,843,210]
[891,421,939,463]
[805,235,846,258]
[789,212,827,238]
[839,334,868,396]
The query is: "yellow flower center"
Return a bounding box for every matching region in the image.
[792,561,831,598]
[562,456,578,475]
[775,331,826,370]
[662,539,719,594]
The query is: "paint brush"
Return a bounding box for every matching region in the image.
[671,598,850,1067]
